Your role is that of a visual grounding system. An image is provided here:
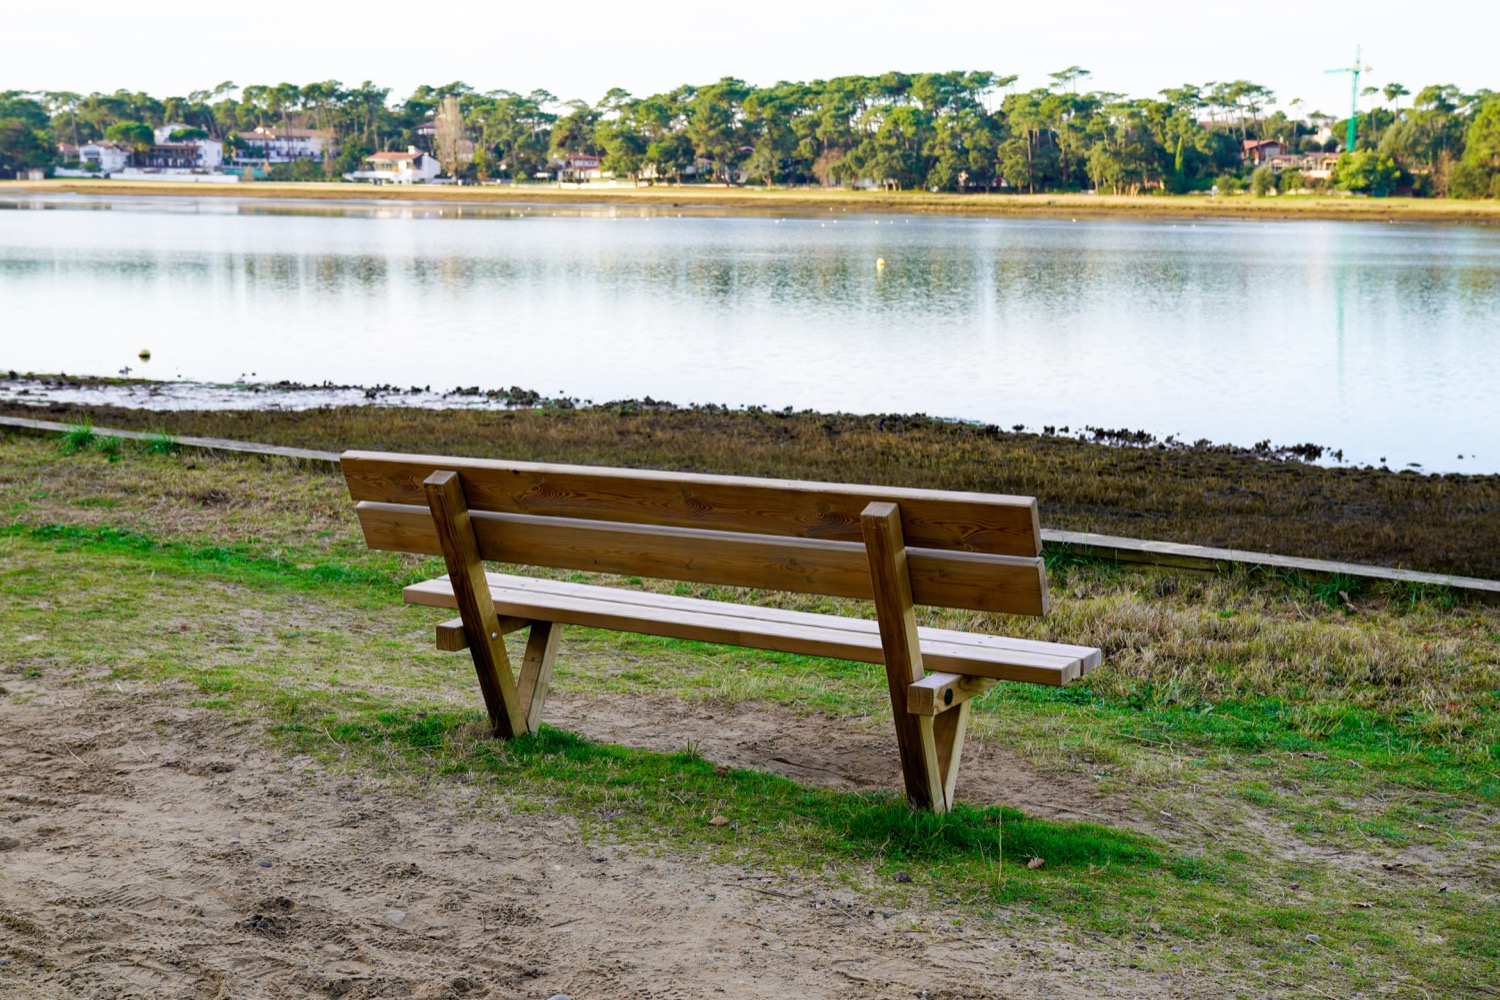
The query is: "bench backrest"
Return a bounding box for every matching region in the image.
[342,450,1050,616]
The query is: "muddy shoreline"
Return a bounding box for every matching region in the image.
[2,371,1359,468]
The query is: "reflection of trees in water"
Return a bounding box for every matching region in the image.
[8,216,1498,335]
[233,253,390,291]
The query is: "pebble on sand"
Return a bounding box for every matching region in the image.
[0,836,20,851]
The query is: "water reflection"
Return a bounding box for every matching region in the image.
[1,193,1497,472]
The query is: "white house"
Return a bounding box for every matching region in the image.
[234,126,334,164]
[76,140,132,174]
[140,138,224,171]
[551,152,602,182]
[345,147,442,184]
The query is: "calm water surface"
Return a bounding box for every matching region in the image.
[2,194,1497,472]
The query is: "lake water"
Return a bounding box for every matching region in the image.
[2,193,1498,473]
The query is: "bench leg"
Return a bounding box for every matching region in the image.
[932,701,971,810]
[516,621,561,735]
[424,470,529,738]
[862,501,947,813]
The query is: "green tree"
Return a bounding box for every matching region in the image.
[548,100,600,159]
[0,92,50,130]
[104,120,154,164]
[1334,150,1401,194]
[0,117,52,175]
[686,78,751,183]
[1449,99,1500,198]
[1250,164,1275,196]
[597,113,646,183]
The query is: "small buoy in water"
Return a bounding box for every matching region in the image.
[138,348,151,360]
[876,258,886,269]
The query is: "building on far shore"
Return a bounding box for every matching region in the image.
[232,126,334,165]
[141,138,224,171]
[68,140,131,174]
[1241,139,1285,166]
[550,152,602,182]
[1269,151,1341,180]
[344,147,442,184]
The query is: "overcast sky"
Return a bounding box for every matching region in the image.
[8,1,1495,119]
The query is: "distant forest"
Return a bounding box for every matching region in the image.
[3,71,1498,196]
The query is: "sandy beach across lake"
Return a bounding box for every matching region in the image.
[7,178,1500,225]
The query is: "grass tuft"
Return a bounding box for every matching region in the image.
[142,428,182,455]
[96,435,124,462]
[58,419,96,454]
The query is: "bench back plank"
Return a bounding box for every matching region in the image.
[356,500,1048,616]
[343,451,1042,557]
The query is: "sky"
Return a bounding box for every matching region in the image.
[8,0,1496,119]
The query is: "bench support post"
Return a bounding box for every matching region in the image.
[862,501,954,813]
[424,471,529,738]
[932,701,971,809]
[517,621,561,734]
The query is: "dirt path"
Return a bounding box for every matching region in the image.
[0,680,1207,1000]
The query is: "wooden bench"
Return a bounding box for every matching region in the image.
[342,450,1101,813]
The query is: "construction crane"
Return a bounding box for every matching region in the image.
[1326,46,1373,152]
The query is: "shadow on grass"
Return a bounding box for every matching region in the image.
[315,710,1161,875]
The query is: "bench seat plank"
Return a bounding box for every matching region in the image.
[404,573,1099,687]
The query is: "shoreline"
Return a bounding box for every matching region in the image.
[7,178,1500,225]
[3,371,1492,477]
[0,371,1420,474]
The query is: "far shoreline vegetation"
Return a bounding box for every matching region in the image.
[3,69,1499,200]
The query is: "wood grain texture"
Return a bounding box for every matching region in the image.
[358,502,1048,616]
[906,673,1001,715]
[435,615,529,651]
[404,573,1093,685]
[861,501,944,812]
[342,450,1041,557]
[424,471,528,738]
[516,622,561,734]
[933,702,971,811]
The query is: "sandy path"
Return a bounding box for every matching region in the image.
[0,683,1202,999]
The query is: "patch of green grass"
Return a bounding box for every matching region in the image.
[58,419,95,454]
[991,682,1500,798]
[4,522,434,595]
[141,428,181,455]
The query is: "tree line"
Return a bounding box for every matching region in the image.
[2,70,1498,197]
